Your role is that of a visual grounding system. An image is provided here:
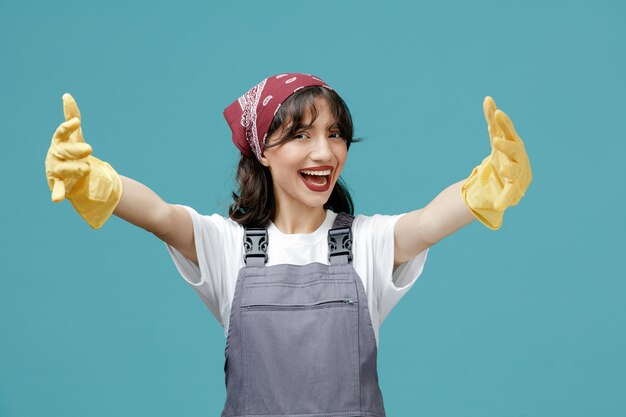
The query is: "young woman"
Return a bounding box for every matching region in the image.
[45,73,532,417]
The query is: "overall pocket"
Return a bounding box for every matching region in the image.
[240,298,360,415]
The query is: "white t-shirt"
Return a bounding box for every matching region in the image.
[165,206,429,347]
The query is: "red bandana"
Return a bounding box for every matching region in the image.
[224,73,333,160]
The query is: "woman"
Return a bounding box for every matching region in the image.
[45,73,532,417]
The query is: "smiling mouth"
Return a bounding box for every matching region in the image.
[299,172,330,186]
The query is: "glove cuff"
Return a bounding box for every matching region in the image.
[68,155,123,230]
[460,155,504,231]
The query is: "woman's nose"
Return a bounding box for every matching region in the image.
[310,135,333,162]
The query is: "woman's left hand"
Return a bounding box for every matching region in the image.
[483,96,533,211]
[460,96,533,230]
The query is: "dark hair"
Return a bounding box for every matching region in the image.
[228,86,361,228]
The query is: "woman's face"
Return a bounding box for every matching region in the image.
[260,97,348,211]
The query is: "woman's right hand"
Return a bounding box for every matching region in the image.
[45,93,93,202]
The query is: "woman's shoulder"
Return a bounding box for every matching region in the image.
[175,204,243,235]
[352,211,406,229]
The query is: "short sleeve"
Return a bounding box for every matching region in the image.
[164,205,242,327]
[353,213,429,333]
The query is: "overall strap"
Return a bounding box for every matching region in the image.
[328,212,355,265]
[243,227,268,266]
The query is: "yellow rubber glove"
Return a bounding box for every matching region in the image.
[460,96,532,230]
[45,93,123,229]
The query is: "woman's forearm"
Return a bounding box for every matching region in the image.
[420,180,476,244]
[394,179,478,265]
[113,175,170,235]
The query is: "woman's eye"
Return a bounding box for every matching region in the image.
[293,133,307,139]
[330,132,344,139]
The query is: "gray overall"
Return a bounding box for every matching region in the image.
[221,212,386,417]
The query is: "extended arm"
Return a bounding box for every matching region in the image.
[113,176,197,265]
[45,94,198,265]
[394,180,475,266]
[393,97,532,268]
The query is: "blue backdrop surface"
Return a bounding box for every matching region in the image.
[1,0,625,416]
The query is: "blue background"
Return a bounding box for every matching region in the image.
[2,0,625,416]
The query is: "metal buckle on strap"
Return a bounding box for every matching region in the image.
[328,227,353,263]
[244,228,268,265]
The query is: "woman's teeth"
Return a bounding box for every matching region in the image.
[300,170,330,186]
[300,169,331,176]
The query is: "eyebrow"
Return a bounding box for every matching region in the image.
[296,122,341,130]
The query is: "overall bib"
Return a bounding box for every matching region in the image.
[221,212,386,417]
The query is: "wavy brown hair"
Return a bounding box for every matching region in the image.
[228,86,361,228]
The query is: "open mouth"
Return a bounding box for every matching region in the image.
[298,168,333,191]
[299,171,330,186]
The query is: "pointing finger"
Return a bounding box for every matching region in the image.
[483,96,497,127]
[53,118,81,142]
[483,96,502,145]
[483,96,501,134]
[50,142,93,160]
[63,93,82,122]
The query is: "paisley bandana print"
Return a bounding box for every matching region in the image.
[224,73,333,161]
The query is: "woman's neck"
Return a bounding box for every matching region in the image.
[272,204,327,235]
